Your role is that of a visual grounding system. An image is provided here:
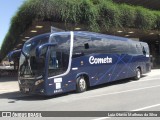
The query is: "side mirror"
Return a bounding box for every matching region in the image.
[36,43,57,58]
[8,49,21,62]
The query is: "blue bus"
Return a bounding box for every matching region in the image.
[9,31,151,96]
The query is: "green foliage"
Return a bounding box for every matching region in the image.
[119,4,136,27]
[80,0,99,31]
[154,11,160,29]
[1,0,160,61]
[98,0,122,30]
[135,7,157,29]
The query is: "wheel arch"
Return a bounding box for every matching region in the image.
[76,72,90,87]
[133,66,142,80]
[136,66,142,74]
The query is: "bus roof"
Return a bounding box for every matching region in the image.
[26,33,50,43]
[73,31,131,42]
[26,31,135,43]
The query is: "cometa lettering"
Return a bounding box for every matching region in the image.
[89,56,112,64]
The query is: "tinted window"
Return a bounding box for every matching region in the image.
[107,39,130,54]
[129,42,138,54]
[73,34,131,55]
[136,43,143,54]
[90,37,110,53]
[141,42,150,55]
[48,33,71,77]
[129,42,146,55]
[73,35,91,58]
[73,35,111,56]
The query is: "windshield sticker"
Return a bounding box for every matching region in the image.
[54,78,62,89]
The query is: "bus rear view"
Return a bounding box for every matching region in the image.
[8,31,151,96]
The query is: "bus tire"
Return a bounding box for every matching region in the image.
[134,68,141,80]
[76,76,87,93]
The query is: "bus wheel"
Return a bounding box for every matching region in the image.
[76,76,87,93]
[134,68,141,80]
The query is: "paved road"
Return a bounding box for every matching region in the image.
[0,69,160,120]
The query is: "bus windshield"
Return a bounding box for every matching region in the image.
[19,34,49,78]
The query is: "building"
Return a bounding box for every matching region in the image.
[0,0,160,68]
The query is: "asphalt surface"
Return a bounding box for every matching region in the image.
[0,69,160,120]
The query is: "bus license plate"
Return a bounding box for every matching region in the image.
[25,88,29,92]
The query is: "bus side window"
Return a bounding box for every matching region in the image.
[108,39,128,54]
[130,43,138,55]
[90,37,110,54]
[141,43,149,56]
[73,35,91,58]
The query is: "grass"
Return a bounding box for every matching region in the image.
[1,0,160,61]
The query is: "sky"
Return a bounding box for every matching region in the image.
[0,0,25,49]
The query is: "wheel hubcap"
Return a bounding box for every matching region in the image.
[79,79,86,90]
[137,70,141,78]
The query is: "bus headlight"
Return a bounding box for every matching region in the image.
[35,79,44,86]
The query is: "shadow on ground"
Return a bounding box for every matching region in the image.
[0,91,75,102]
[0,75,148,102]
[0,76,18,82]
